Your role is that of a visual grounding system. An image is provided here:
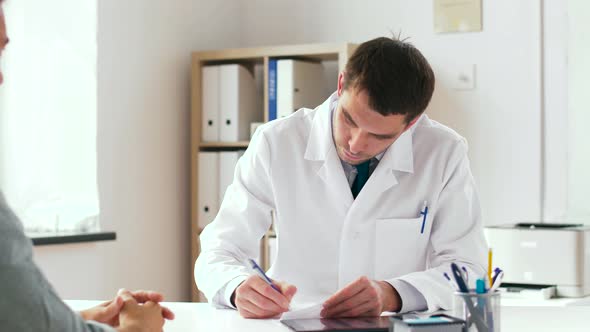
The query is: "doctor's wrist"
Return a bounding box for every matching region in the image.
[377,280,402,312]
[230,281,245,308]
[230,290,237,308]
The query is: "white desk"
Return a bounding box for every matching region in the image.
[66,300,590,332]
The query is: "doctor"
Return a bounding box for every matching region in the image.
[195,36,487,319]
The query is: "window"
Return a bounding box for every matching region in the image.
[0,0,99,233]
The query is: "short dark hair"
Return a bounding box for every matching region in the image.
[343,37,435,123]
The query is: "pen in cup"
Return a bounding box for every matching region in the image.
[488,248,493,286]
[450,263,488,332]
[490,271,504,293]
[461,266,469,287]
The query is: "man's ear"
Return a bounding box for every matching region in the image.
[404,114,421,132]
[337,72,345,97]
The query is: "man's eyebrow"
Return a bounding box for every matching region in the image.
[342,108,357,126]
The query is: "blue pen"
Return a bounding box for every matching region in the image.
[420,201,428,234]
[490,271,504,293]
[461,266,469,287]
[246,258,281,293]
[443,272,459,291]
[492,268,503,285]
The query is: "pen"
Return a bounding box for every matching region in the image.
[420,201,428,234]
[461,266,469,287]
[492,268,502,285]
[489,271,504,293]
[451,263,488,332]
[475,278,486,318]
[477,278,495,332]
[246,258,281,293]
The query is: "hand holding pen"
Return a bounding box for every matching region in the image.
[232,258,297,319]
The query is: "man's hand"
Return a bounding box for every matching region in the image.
[79,289,174,327]
[321,276,401,318]
[233,275,297,318]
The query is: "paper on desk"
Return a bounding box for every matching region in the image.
[280,302,324,320]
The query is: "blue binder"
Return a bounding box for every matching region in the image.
[268,59,277,121]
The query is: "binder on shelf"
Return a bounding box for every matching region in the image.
[197,152,219,228]
[219,64,260,141]
[218,150,245,203]
[201,65,220,142]
[276,59,325,119]
[268,59,277,121]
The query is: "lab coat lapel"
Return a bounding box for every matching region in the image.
[304,95,354,208]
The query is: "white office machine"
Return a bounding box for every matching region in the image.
[485,223,590,298]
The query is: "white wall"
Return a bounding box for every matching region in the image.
[542,0,590,223]
[542,0,569,221]
[239,0,543,225]
[32,0,241,301]
[567,0,590,222]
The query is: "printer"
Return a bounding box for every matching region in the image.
[485,223,590,298]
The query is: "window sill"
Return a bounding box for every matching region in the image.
[28,231,116,246]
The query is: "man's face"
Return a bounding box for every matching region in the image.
[333,73,409,165]
[0,6,8,86]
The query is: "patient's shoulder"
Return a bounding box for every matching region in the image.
[0,195,33,265]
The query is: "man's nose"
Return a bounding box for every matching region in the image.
[348,129,367,154]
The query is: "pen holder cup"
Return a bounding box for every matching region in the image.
[452,291,501,332]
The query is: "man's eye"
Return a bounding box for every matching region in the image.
[374,135,392,140]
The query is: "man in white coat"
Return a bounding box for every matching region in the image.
[195,37,487,319]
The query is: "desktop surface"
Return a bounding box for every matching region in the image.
[66,300,590,332]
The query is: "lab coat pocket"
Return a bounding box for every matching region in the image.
[374,217,427,280]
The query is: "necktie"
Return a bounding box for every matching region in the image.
[351,160,370,199]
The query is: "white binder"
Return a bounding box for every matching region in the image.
[198,152,219,228]
[218,150,245,203]
[201,66,220,141]
[219,64,260,141]
[277,60,325,119]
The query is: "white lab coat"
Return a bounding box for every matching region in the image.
[195,93,487,312]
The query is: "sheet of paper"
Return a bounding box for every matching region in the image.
[280,302,323,320]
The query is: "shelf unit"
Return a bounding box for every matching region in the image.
[190,42,357,302]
